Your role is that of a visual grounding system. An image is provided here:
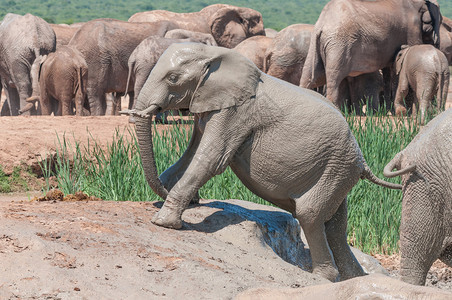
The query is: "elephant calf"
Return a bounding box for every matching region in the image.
[394,44,450,124]
[23,46,88,116]
[384,108,452,285]
[122,43,403,282]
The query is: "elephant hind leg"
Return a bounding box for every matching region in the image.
[399,175,444,285]
[325,198,365,280]
[294,179,355,281]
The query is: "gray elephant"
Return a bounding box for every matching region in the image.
[383,108,452,286]
[125,36,216,123]
[0,13,56,116]
[300,0,442,108]
[264,24,314,85]
[128,4,265,48]
[68,18,178,115]
[233,35,273,71]
[22,46,88,116]
[164,29,217,46]
[121,43,402,282]
[394,44,449,124]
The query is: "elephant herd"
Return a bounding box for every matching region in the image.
[1,0,451,289]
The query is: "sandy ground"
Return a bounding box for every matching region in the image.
[0,95,451,297]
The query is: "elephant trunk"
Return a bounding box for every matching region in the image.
[135,112,169,200]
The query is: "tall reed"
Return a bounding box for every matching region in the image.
[41,108,424,254]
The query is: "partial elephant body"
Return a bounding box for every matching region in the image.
[26,46,88,116]
[264,24,314,85]
[233,35,273,71]
[50,23,83,48]
[394,44,450,124]
[440,16,452,65]
[0,13,56,116]
[128,4,265,48]
[299,0,442,107]
[384,108,452,285]
[68,18,178,115]
[127,44,402,282]
[164,29,217,46]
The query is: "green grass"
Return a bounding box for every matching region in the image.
[39,109,427,254]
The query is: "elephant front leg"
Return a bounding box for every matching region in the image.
[152,110,250,229]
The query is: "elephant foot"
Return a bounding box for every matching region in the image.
[151,197,185,229]
[313,263,340,282]
[395,106,407,117]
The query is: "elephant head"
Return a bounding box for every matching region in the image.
[122,43,261,199]
[208,6,265,48]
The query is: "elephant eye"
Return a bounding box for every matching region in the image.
[168,74,178,84]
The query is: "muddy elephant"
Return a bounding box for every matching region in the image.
[233,35,273,71]
[125,36,216,122]
[121,44,402,282]
[393,44,449,124]
[164,29,217,46]
[300,0,442,108]
[0,13,56,116]
[50,23,83,48]
[22,46,88,116]
[264,24,314,85]
[128,4,265,48]
[68,18,178,115]
[383,108,452,286]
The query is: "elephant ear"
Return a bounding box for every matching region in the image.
[395,45,410,76]
[189,48,261,113]
[421,0,442,47]
[209,7,247,48]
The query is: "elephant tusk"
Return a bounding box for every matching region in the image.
[119,105,159,119]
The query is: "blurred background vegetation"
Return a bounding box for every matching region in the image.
[1,0,451,31]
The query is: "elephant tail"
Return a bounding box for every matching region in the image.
[124,60,134,99]
[382,154,416,178]
[361,162,403,189]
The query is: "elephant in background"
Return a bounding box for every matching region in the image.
[50,23,83,48]
[341,72,384,114]
[384,108,452,286]
[128,4,265,48]
[21,46,88,116]
[68,18,178,115]
[0,13,56,116]
[300,0,442,108]
[233,35,273,71]
[440,16,452,64]
[393,44,449,124]
[264,24,314,85]
[164,29,217,46]
[122,43,402,282]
